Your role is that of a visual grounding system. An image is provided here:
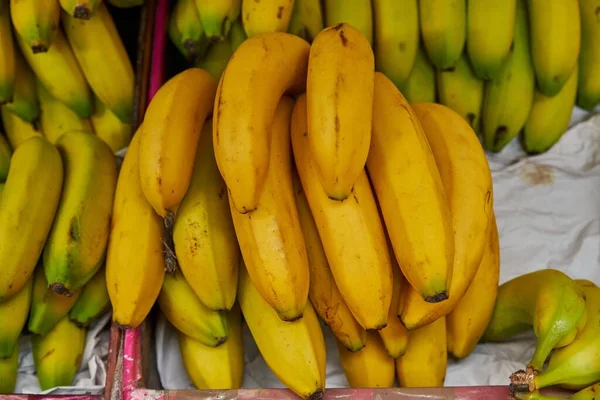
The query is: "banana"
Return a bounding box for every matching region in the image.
[178,304,244,389]
[401,102,494,330]
[43,131,117,295]
[10,0,60,53]
[0,344,18,394]
[173,121,239,312]
[169,0,207,61]
[482,269,587,373]
[401,45,437,103]
[62,2,135,124]
[436,52,484,131]
[242,0,295,37]
[522,66,578,154]
[106,129,164,328]
[0,1,15,104]
[238,263,326,400]
[16,27,92,118]
[378,255,410,358]
[516,384,600,400]
[194,0,241,41]
[37,79,94,144]
[396,316,447,387]
[195,38,233,81]
[368,73,453,304]
[0,182,4,198]
[0,275,32,358]
[446,214,500,359]
[213,32,309,214]
[307,23,374,201]
[28,266,82,335]
[373,0,419,89]
[577,0,600,110]
[323,0,372,45]
[528,0,580,97]
[418,0,466,70]
[466,0,516,80]
[0,134,10,181]
[0,136,63,301]
[90,95,132,152]
[0,106,42,149]
[287,0,323,42]
[69,266,110,326]
[293,171,366,352]
[106,0,143,7]
[59,0,101,19]
[481,0,535,153]
[337,331,395,388]
[32,316,86,390]
[292,93,392,330]
[3,50,39,123]
[229,19,246,51]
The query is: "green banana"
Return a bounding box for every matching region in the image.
[3,50,39,123]
[515,384,600,400]
[576,0,600,110]
[195,39,233,81]
[194,0,241,41]
[323,0,373,45]
[0,134,10,182]
[0,0,15,104]
[229,19,246,51]
[287,0,323,42]
[69,266,110,326]
[401,45,436,103]
[169,0,208,61]
[0,182,4,198]
[419,0,466,70]
[0,275,32,357]
[0,343,18,394]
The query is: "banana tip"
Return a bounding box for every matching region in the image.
[73,5,92,19]
[308,388,324,400]
[424,291,448,303]
[49,283,73,297]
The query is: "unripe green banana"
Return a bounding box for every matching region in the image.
[0,275,32,357]
[169,0,208,61]
[0,134,10,182]
[69,266,110,326]
[287,0,323,42]
[0,343,18,394]
[419,0,466,70]
[3,50,39,123]
[401,45,436,104]
[576,0,600,110]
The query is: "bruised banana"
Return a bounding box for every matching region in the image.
[90,95,132,153]
[419,0,466,70]
[292,93,392,330]
[323,0,372,45]
[230,97,309,322]
[0,275,32,358]
[3,50,39,123]
[0,2,15,104]
[401,102,494,330]
[69,266,110,326]
[577,0,600,110]
[307,23,374,202]
[213,32,309,214]
[482,269,588,373]
[0,344,18,394]
[10,0,60,53]
[0,136,63,301]
[368,73,453,303]
[337,331,395,388]
[287,0,323,42]
[194,0,240,41]
[169,0,207,61]
[401,45,436,104]
[59,0,101,19]
[242,0,295,37]
[0,135,11,182]
[0,106,42,149]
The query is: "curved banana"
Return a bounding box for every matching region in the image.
[337,331,395,388]
[292,93,392,330]
[10,0,60,53]
[368,73,453,304]
[168,0,207,61]
[577,0,600,110]
[419,0,466,70]
[0,275,32,358]
[173,121,239,312]
[0,136,63,301]
[242,0,295,37]
[0,106,42,148]
[194,0,240,41]
[402,45,437,104]
[0,2,15,104]
[293,172,366,352]
[378,256,410,358]
[287,0,323,42]
[69,266,110,326]
[323,0,372,45]
[62,2,134,123]
[90,95,132,152]
[0,134,11,181]
[59,0,101,19]
[213,32,309,214]
[4,50,39,123]
[238,264,326,400]
[401,102,494,330]
[195,38,233,81]
[0,344,18,394]
[43,131,117,295]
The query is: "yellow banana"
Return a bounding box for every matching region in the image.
[3,50,39,123]
[106,129,164,328]
[292,93,392,330]
[32,316,86,390]
[69,266,110,326]
[0,275,32,357]
[401,102,494,330]
[0,134,10,181]
[401,45,437,103]
[528,0,580,97]
[323,0,372,45]
[213,32,309,214]
[287,0,323,42]
[106,0,143,7]
[466,0,516,80]
[90,95,132,152]
[194,0,241,41]
[368,73,453,304]
[577,0,600,110]
[169,0,207,61]
[378,256,410,358]
[446,214,500,359]
[337,331,395,388]
[0,106,42,149]
[522,66,578,154]
[293,171,366,352]
[0,136,63,301]
[0,1,15,104]
[307,23,374,201]
[419,0,466,70]
[373,0,419,89]
[238,264,326,400]
[43,131,117,295]
[228,19,246,51]
[62,2,134,123]
[59,0,101,19]
[194,38,233,81]
[242,0,295,37]
[178,304,244,389]
[396,316,447,387]
[173,121,239,312]
[10,0,60,53]
[0,343,17,393]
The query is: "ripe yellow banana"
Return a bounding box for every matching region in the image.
[528,0,580,97]
[3,50,39,123]
[106,129,165,328]
[522,66,578,154]
[173,121,239,312]
[0,344,18,394]
[0,136,63,301]
[194,0,240,40]
[287,0,323,42]
[32,316,86,390]
[337,331,395,388]
[10,0,60,53]
[242,0,295,37]
[194,38,233,81]
[0,134,11,181]
[307,23,374,201]
[293,171,366,352]
[436,52,484,131]
[577,0,600,110]
[178,304,244,389]
[43,131,117,295]
[169,0,207,61]
[378,255,410,358]
[16,27,92,118]
[466,0,516,80]
[0,2,15,104]
[0,275,32,358]
[401,45,437,103]
[69,266,110,326]
[292,93,392,330]
[401,102,494,330]
[483,269,588,373]
[62,2,134,124]
[373,0,419,89]
[0,106,42,148]
[238,264,326,400]
[59,0,101,19]
[323,0,372,45]
[213,32,309,214]
[481,0,535,153]
[106,0,143,7]
[90,95,132,152]
[446,214,500,359]
[419,0,466,70]
[368,73,453,304]
[396,316,447,387]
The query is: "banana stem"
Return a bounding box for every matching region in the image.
[163,211,178,275]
